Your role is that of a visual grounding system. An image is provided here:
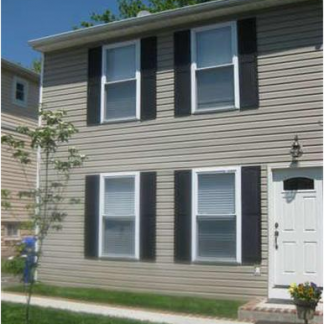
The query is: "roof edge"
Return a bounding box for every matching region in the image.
[29,0,307,53]
[2,58,40,82]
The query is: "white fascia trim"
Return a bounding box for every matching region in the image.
[2,58,39,81]
[12,76,29,108]
[100,40,141,124]
[99,172,140,260]
[190,21,240,115]
[29,0,306,52]
[191,166,242,263]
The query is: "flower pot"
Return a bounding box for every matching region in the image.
[294,300,317,321]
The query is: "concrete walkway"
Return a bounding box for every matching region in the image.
[2,292,251,324]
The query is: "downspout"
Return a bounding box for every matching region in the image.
[34,53,44,281]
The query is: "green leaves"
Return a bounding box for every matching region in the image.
[1,189,12,210]
[78,0,212,28]
[2,109,87,323]
[1,109,86,257]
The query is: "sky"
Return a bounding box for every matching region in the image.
[2,0,120,69]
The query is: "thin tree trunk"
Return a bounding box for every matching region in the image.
[25,151,49,324]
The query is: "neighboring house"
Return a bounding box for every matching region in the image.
[29,0,322,301]
[1,59,39,257]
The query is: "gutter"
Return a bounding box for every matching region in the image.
[29,0,305,53]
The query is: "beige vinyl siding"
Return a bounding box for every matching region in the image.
[1,68,39,119]
[1,66,39,221]
[38,1,322,299]
[1,67,39,256]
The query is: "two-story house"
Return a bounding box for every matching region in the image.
[29,0,322,302]
[1,58,39,257]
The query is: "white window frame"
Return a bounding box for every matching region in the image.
[12,76,29,107]
[99,172,140,259]
[5,222,20,238]
[191,21,240,114]
[192,166,242,263]
[101,40,141,123]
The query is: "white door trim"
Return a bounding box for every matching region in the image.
[267,161,323,299]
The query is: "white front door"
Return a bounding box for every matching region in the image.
[273,167,323,288]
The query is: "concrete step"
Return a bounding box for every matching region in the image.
[239,298,323,324]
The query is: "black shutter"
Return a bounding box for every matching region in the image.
[241,166,261,264]
[140,172,157,261]
[174,30,191,117]
[84,175,100,258]
[141,37,157,121]
[238,18,259,109]
[174,170,192,262]
[87,47,102,125]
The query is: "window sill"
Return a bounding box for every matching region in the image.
[99,256,139,262]
[100,117,139,125]
[12,100,27,108]
[192,259,241,266]
[192,106,238,115]
[4,237,21,242]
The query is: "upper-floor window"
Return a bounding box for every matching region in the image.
[101,41,140,123]
[191,22,239,113]
[12,76,28,107]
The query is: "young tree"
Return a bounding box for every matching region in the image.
[77,0,212,28]
[1,109,86,324]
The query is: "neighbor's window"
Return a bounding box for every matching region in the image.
[100,173,139,259]
[6,223,19,238]
[193,168,241,263]
[101,41,140,122]
[192,22,239,113]
[13,77,28,107]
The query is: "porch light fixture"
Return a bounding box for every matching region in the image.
[290,135,303,160]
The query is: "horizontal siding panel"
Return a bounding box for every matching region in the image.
[38,1,323,299]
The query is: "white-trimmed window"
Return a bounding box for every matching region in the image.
[6,223,19,238]
[101,41,140,123]
[12,76,28,107]
[191,22,239,113]
[192,167,241,263]
[99,172,140,259]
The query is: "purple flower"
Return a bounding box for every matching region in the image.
[310,282,317,289]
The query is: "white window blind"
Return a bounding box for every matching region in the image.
[196,171,237,262]
[104,177,135,216]
[198,173,235,215]
[103,43,138,121]
[103,219,135,256]
[192,23,238,112]
[102,175,137,258]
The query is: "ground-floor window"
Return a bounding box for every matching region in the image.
[192,167,241,263]
[5,222,20,238]
[99,172,140,259]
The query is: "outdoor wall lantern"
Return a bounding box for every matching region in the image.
[290,135,303,160]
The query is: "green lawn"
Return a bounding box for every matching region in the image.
[1,302,154,324]
[5,283,243,318]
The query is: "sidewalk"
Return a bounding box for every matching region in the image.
[2,292,251,324]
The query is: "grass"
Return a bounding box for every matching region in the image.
[5,283,243,319]
[1,302,155,324]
